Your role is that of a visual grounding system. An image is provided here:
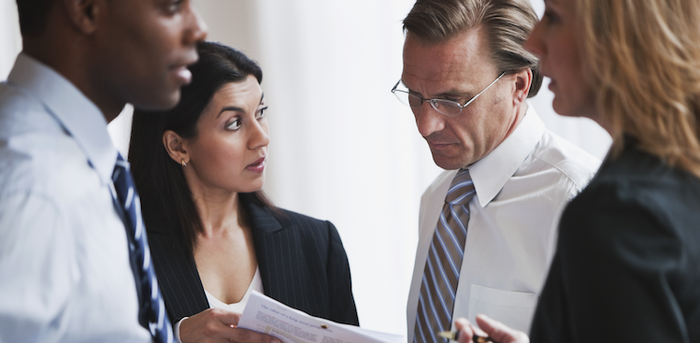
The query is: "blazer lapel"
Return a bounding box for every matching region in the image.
[148,226,210,322]
[244,201,288,301]
[246,201,285,234]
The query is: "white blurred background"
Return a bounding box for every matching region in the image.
[0,0,610,338]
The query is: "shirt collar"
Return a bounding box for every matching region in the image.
[7,53,118,185]
[469,104,545,207]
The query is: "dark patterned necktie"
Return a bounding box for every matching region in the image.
[112,153,173,343]
[414,169,476,343]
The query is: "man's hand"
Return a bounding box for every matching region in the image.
[454,315,529,343]
[179,308,281,343]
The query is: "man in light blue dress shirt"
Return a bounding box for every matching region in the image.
[0,1,233,342]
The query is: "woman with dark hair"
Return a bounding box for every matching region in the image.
[129,41,358,342]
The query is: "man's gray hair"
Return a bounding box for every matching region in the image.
[403,0,543,97]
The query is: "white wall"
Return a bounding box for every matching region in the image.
[0,0,611,338]
[0,0,21,78]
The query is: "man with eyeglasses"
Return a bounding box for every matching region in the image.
[396,0,601,341]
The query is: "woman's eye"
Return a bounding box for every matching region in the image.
[164,0,184,14]
[256,106,268,120]
[226,119,242,131]
[543,9,558,24]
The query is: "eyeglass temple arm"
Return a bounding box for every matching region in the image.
[460,71,506,108]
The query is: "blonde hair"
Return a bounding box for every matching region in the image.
[403,0,543,97]
[577,0,700,177]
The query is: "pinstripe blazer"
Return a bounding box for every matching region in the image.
[146,199,359,327]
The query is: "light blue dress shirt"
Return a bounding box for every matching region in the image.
[0,53,151,342]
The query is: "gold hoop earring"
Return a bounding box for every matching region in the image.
[181,160,187,167]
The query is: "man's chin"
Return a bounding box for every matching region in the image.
[431,154,468,170]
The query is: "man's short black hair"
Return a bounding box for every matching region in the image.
[16,0,57,37]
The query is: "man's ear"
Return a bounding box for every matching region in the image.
[512,68,533,106]
[61,0,103,35]
[163,130,190,166]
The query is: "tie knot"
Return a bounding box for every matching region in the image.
[112,153,130,182]
[445,169,475,205]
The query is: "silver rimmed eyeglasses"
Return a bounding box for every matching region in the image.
[391,72,506,116]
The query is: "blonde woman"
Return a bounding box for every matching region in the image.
[453,0,700,341]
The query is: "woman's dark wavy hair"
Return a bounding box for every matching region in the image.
[129,41,274,256]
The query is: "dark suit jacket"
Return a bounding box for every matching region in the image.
[530,142,700,342]
[147,199,359,327]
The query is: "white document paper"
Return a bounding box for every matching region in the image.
[238,291,403,343]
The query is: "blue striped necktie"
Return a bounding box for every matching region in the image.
[112,153,173,343]
[414,169,476,343]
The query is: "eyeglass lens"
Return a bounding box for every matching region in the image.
[404,93,461,115]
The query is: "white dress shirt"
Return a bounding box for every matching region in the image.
[204,268,264,313]
[174,268,264,342]
[0,54,151,342]
[406,106,601,339]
